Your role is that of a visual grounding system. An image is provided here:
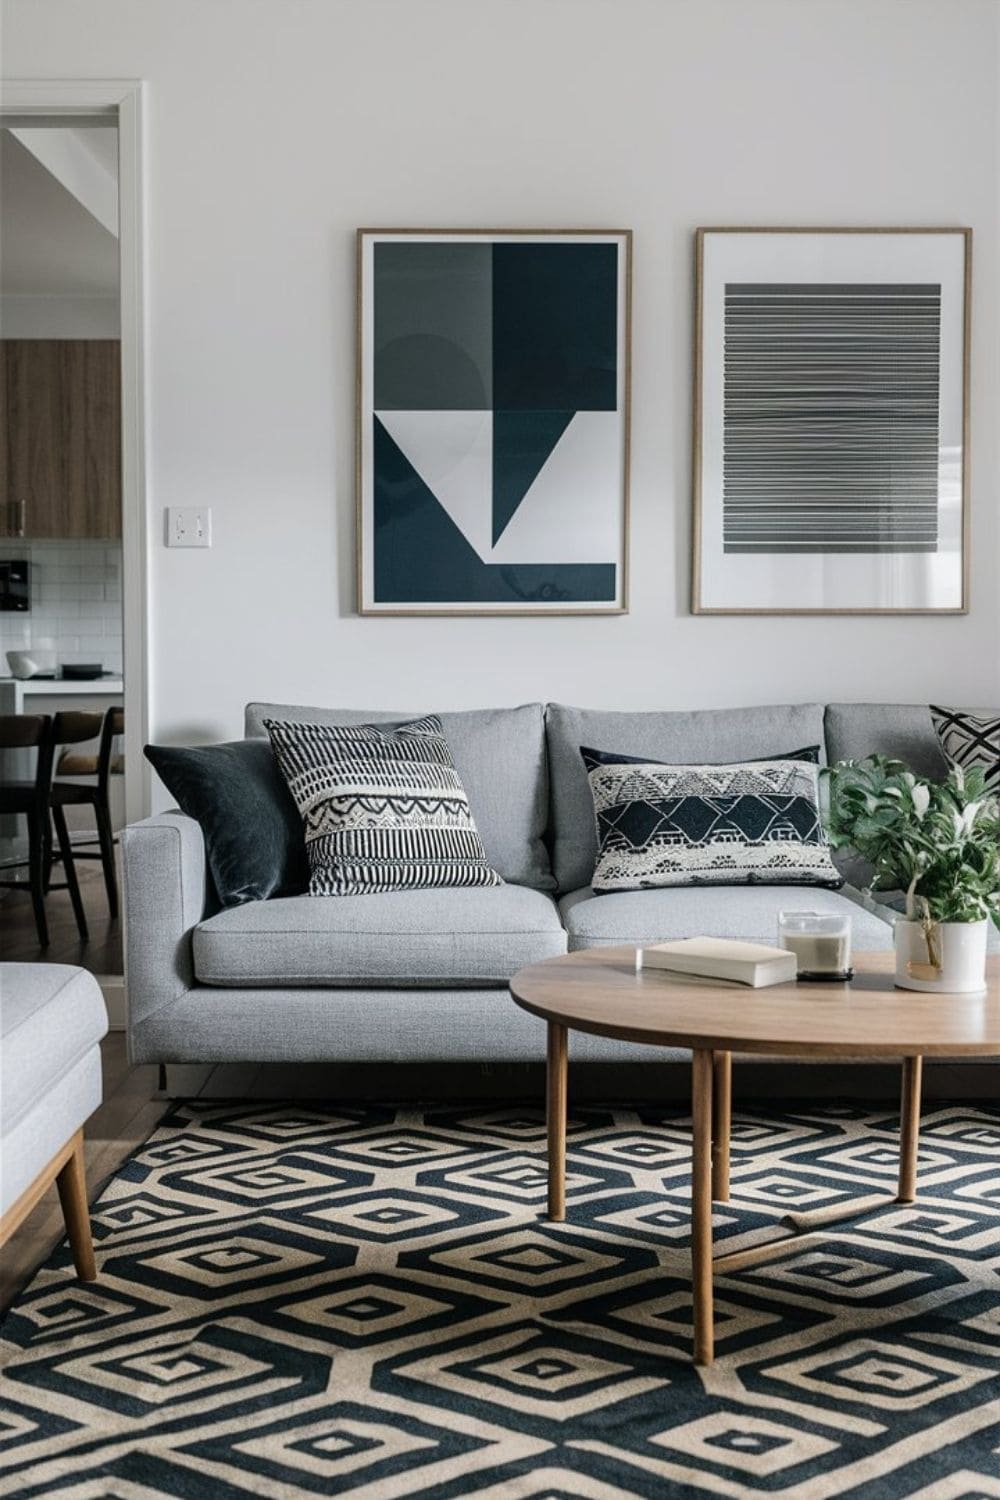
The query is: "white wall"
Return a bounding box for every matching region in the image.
[1,295,119,336]
[3,0,998,754]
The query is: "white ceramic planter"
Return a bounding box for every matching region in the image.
[894,918,989,994]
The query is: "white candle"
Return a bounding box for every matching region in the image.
[781,931,849,974]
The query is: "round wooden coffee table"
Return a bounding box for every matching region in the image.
[510,947,1000,1366]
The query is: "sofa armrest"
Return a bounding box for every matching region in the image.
[123,812,207,1042]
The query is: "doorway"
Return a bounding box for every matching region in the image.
[0,81,147,999]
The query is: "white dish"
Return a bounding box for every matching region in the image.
[6,649,57,680]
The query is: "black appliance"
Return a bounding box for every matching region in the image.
[0,559,30,611]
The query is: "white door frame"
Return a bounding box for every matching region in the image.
[0,79,150,823]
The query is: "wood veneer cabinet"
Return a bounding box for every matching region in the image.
[1,340,121,540]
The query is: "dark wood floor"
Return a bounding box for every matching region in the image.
[0,858,122,972]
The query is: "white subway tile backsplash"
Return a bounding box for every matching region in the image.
[0,539,123,676]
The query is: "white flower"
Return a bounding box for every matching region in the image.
[960,802,983,836]
[911,784,930,820]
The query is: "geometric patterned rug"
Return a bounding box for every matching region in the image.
[1,1101,998,1498]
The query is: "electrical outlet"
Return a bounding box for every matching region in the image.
[165,507,212,548]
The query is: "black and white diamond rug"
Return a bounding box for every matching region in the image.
[1,1102,998,1497]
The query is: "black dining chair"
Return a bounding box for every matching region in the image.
[51,706,124,920]
[0,713,88,947]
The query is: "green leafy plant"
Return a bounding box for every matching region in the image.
[823,756,1000,948]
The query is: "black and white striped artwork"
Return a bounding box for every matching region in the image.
[723,282,941,555]
[695,230,969,613]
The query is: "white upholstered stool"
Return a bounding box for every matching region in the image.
[0,964,108,1280]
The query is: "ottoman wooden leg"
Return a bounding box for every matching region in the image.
[56,1132,96,1282]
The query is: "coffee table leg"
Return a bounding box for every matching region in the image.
[691,1048,715,1366]
[898,1055,923,1203]
[547,1021,568,1222]
[712,1051,732,1202]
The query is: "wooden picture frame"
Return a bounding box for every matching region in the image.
[357,228,632,615]
[693,227,971,615]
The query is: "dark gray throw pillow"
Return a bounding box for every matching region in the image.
[580,745,841,893]
[144,740,309,907]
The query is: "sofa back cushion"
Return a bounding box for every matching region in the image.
[823,704,950,781]
[546,702,825,894]
[246,702,553,891]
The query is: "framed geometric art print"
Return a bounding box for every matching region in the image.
[693,228,971,614]
[357,229,631,614]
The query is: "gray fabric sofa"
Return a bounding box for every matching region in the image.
[122,700,962,1068]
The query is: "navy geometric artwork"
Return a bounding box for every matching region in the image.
[358,231,631,613]
[492,410,575,543]
[373,417,616,606]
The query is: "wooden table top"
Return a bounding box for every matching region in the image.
[510,948,1000,1057]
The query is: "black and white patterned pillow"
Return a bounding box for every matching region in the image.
[265,715,502,895]
[930,706,1000,792]
[581,746,842,893]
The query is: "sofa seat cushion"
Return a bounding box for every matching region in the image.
[193,886,567,988]
[1,964,108,1134]
[559,885,893,953]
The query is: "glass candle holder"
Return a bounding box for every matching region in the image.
[777,911,853,981]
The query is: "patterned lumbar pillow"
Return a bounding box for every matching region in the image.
[581,746,842,893]
[265,714,502,895]
[930,705,1000,792]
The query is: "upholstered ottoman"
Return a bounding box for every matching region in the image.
[0,964,108,1280]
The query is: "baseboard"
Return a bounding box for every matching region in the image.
[177,1057,1000,1103]
[96,974,126,1031]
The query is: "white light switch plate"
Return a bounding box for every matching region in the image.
[165,507,212,547]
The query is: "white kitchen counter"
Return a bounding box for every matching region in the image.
[0,677,123,713]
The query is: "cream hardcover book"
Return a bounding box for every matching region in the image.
[636,937,797,988]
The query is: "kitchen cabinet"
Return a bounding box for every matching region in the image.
[1,340,121,540]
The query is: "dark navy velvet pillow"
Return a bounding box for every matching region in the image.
[144,740,309,907]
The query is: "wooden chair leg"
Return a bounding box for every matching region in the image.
[94,797,119,920]
[52,804,89,943]
[26,809,50,948]
[41,813,55,893]
[55,1133,96,1281]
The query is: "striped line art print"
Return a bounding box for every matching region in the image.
[694,229,969,614]
[722,282,942,555]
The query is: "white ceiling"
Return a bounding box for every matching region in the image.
[0,128,120,298]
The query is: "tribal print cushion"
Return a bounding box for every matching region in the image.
[265,714,502,895]
[930,705,1000,793]
[581,745,842,893]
